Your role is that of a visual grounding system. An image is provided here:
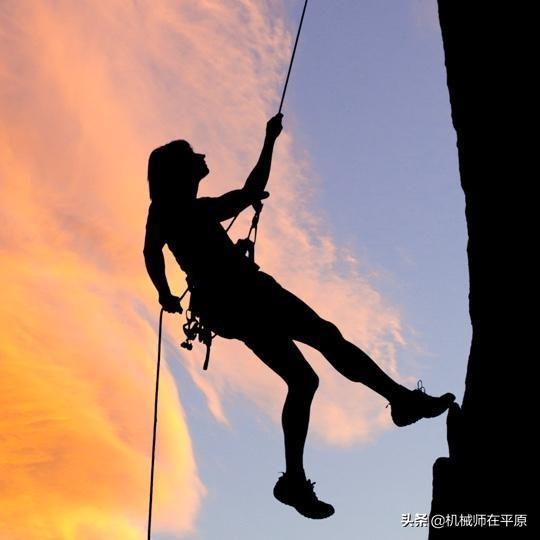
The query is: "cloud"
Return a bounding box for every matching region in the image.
[0,0,407,537]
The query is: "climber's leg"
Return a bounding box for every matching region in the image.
[243,336,318,478]
[255,273,455,423]
[242,334,334,519]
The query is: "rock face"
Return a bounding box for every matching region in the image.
[429,2,532,538]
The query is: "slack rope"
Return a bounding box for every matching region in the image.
[147,308,164,540]
[147,1,309,536]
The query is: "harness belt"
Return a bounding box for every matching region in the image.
[180,203,262,370]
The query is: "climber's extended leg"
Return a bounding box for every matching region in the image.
[243,335,334,519]
[257,274,455,424]
[294,318,455,425]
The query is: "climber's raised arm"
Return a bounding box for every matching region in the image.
[243,113,283,195]
[197,114,282,222]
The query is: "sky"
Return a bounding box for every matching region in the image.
[0,1,469,539]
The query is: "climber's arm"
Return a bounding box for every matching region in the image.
[196,114,282,222]
[144,235,169,297]
[243,113,283,194]
[197,189,269,222]
[143,209,181,313]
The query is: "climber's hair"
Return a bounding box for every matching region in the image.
[147,140,194,201]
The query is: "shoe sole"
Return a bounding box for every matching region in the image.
[274,489,335,519]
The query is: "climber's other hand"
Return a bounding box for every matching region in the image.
[159,293,183,314]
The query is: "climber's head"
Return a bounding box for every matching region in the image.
[147,140,209,202]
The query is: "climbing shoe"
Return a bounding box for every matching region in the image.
[390,380,455,427]
[273,472,335,519]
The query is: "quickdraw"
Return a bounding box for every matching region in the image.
[180,308,213,370]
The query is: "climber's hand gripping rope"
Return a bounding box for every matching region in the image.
[158,293,183,314]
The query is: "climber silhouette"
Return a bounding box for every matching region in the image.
[143,113,455,519]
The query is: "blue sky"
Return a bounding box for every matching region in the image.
[159,1,469,538]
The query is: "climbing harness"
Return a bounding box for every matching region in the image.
[148,2,309,537]
[178,199,263,369]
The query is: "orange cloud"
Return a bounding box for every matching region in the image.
[0,138,205,538]
[0,0,408,537]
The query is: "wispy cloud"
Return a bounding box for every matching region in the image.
[0,0,406,537]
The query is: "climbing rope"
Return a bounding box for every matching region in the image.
[147,2,309,536]
[147,308,164,540]
[278,0,309,114]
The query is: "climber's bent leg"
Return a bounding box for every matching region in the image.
[242,334,335,519]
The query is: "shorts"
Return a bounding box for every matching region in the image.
[189,271,320,342]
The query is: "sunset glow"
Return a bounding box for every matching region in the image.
[0,1,410,537]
